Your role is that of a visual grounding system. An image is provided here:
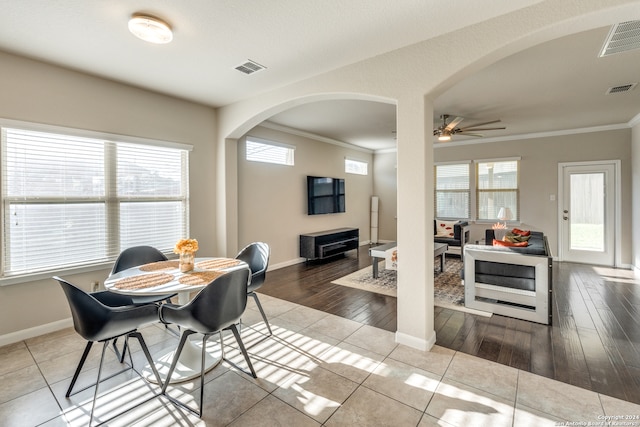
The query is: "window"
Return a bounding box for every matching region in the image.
[245,136,294,165]
[434,162,470,219]
[476,159,519,221]
[1,125,190,279]
[345,158,368,175]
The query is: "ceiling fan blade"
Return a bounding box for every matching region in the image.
[458,126,506,132]
[459,119,501,129]
[444,116,464,131]
[462,133,485,137]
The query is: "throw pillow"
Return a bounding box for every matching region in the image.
[493,239,528,247]
[436,220,456,237]
[512,228,531,236]
[504,233,530,243]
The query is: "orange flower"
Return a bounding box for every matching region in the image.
[174,238,199,254]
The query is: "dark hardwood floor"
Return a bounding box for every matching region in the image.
[260,245,640,405]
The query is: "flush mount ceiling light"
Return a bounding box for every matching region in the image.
[128,14,173,44]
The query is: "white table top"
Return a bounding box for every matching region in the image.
[104,257,247,297]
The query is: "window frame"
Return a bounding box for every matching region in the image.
[245,136,295,166]
[345,157,369,175]
[0,119,192,285]
[475,157,520,222]
[434,161,472,220]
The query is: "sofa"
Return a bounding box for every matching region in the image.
[434,220,470,258]
[463,229,553,324]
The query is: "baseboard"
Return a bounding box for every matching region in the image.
[267,257,306,271]
[395,330,436,351]
[0,318,73,347]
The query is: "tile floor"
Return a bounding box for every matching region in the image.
[2,294,640,426]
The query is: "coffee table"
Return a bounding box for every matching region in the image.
[368,242,397,278]
[434,242,448,273]
[369,242,449,277]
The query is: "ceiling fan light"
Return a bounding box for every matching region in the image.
[438,134,451,141]
[128,14,173,44]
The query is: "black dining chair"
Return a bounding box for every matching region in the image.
[54,276,162,426]
[235,242,272,335]
[110,245,177,305]
[159,266,256,417]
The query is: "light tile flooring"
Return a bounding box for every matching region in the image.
[2,294,640,426]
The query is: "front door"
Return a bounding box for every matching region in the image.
[559,162,617,266]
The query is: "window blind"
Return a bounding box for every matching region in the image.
[434,163,470,219]
[1,127,189,278]
[476,160,519,220]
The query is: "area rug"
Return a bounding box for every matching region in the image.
[331,258,491,316]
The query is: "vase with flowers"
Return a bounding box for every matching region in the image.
[174,238,199,272]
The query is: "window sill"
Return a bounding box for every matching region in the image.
[0,262,113,286]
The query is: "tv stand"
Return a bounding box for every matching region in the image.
[300,228,359,261]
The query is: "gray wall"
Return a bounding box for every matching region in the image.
[237,125,374,266]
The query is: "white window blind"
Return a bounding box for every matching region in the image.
[1,127,189,278]
[246,137,294,165]
[345,158,368,175]
[434,163,470,219]
[476,159,519,221]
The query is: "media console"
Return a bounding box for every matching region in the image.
[299,227,359,261]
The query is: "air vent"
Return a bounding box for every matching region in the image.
[606,83,637,94]
[600,21,640,57]
[234,59,266,75]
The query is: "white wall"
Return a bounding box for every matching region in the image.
[0,51,218,341]
[237,125,374,266]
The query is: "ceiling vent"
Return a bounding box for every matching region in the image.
[606,83,637,94]
[600,20,640,57]
[234,59,266,75]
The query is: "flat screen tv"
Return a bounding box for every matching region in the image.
[307,176,345,215]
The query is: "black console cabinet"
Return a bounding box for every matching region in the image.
[300,228,359,261]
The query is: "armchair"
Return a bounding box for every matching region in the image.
[434,219,470,257]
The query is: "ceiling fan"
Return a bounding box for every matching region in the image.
[433,114,506,141]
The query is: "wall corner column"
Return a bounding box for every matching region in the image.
[395,94,436,351]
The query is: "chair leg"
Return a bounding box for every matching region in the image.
[66,341,93,397]
[88,341,109,426]
[128,331,162,386]
[198,334,210,417]
[118,337,128,363]
[161,330,193,394]
[228,324,257,378]
[219,331,225,358]
[161,330,203,417]
[250,292,272,336]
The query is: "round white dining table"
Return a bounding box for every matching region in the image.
[104,257,248,384]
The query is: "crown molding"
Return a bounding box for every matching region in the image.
[261,118,636,154]
[434,122,630,148]
[260,121,373,153]
[628,112,640,128]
